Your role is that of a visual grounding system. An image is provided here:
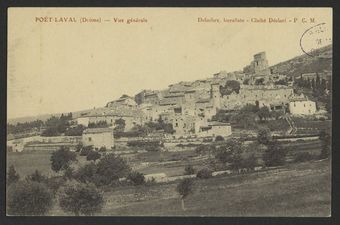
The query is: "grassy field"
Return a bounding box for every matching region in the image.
[7,150,89,177]
[99,160,331,216]
[7,142,330,216]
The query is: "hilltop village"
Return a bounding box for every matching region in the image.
[72,52,323,148]
[6,50,332,217]
[7,51,331,152]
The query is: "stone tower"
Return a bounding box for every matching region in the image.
[211,83,221,109]
[252,52,271,75]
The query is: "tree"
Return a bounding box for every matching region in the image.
[257,127,272,145]
[263,141,286,167]
[255,78,265,85]
[50,146,77,172]
[319,130,331,159]
[128,171,145,185]
[59,182,104,216]
[258,106,271,121]
[65,125,86,136]
[220,80,241,96]
[73,162,98,184]
[215,135,224,142]
[215,139,242,166]
[196,168,212,179]
[86,150,101,162]
[88,121,109,128]
[75,142,83,152]
[26,170,47,183]
[7,165,20,185]
[95,153,131,186]
[7,180,53,215]
[241,153,258,171]
[184,165,195,175]
[176,178,194,211]
[114,118,126,132]
[80,145,94,156]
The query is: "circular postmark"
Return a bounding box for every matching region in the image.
[300,23,332,59]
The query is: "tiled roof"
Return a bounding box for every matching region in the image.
[80,107,144,118]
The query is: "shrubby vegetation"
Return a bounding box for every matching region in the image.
[59,181,104,216]
[26,169,48,183]
[41,113,73,136]
[7,165,20,185]
[220,80,241,96]
[128,171,146,185]
[88,120,109,128]
[7,180,53,215]
[215,135,224,142]
[7,120,44,135]
[65,125,86,136]
[86,150,101,161]
[263,140,287,167]
[294,152,314,163]
[184,165,195,175]
[50,146,77,172]
[319,130,331,159]
[176,178,194,211]
[196,168,212,179]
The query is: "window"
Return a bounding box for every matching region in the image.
[294,103,296,107]
[304,104,306,107]
[88,137,92,141]
[175,123,178,127]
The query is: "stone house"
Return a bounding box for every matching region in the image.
[82,128,114,149]
[289,99,317,115]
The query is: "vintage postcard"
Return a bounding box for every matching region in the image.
[7,8,332,216]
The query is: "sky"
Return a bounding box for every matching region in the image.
[7,8,332,119]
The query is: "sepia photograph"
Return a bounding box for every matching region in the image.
[6,7,332,216]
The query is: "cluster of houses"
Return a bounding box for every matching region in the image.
[70,51,321,149]
[8,52,324,152]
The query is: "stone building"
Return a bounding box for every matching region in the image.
[289,99,317,115]
[75,107,146,131]
[82,128,114,149]
[106,95,137,108]
[195,121,232,138]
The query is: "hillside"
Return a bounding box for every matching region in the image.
[8,45,332,125]
[270,44,332,77]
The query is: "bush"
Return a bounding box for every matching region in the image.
[98,146,107,152]
[73,162,98,184]
[184,165,195,175]
[294,152,314,163]
[127,171,145,185]
[196,168,212,179]
[7,180,53,215]
[263,141,287,167]
[50,146,77,172]
[257,127,272,145]
[7,165,20,185]
[75,143,83,152]
[80,145,93,156]
[95,153,131,186]
[86,150,101,161]
[26,170,48,183]
[59,182,104,216]
[215,135,225,142]
[241,154,258,170]
[46,176,66,194]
